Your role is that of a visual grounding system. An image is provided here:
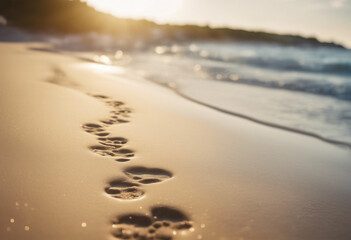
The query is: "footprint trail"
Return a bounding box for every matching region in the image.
[83,94,194,239]
[46,70,196,239]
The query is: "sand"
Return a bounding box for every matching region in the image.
[1,42,351,240]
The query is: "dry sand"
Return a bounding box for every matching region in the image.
[1,42,351,240]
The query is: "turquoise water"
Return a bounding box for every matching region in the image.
[120,42,351,145]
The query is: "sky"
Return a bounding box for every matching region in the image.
[85,0,351,47]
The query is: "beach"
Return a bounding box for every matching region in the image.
[1,42,351,240]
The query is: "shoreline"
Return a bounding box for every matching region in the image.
[31,45,351,149]
[148,79,351,150]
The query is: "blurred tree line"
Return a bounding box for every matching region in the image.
[0,0,343,47]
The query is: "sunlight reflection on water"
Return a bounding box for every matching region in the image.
[93,55,112,65]
[77,63,125,75]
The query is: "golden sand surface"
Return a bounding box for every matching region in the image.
[1,43,351,240]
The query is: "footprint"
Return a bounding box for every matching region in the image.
[105,167,173,201]
[105,179,145,200]
[111,206,193,239]
[105,102,132,125]
[100,116,130,126]
[91,94,110,100]
[106,100,125,108]
[116,118,130,124]
[114,148,135,158]
[111,109,132,119]
[89,144,135,161]
[89,145,116,157]
[100,118,118,125]
[87,93,132,126]
[89,94,126,112]
[124,166,173,184]
[82,123,109,136]
[98,137,128,147]
[88,136,133,161]
[100,114,130,126]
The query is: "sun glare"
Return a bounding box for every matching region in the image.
[85,0,184,21]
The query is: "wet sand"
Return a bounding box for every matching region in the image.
[1,42,351,240]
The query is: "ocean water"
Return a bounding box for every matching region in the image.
[82,41,351,146]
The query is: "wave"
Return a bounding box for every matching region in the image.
[191,53,351,76]
[234,57,351,76]
[172,42,351,77]
[217,76,351,101]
